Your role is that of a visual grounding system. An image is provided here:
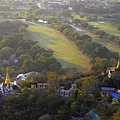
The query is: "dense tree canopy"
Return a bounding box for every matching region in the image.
[0,21,61,76]
[0,3,120,119]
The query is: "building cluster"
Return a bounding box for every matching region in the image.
[16,71,77,97]
[0,70,77,98]
[31,82,77,97]
[100,59,120,102]
[108,59,120,80]
[0,58,120,120]
[1,0,119,14]
[0,70,14,94]
[1,0,73,5]
[0,83,13,94]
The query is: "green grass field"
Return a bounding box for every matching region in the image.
[88,21,120,37]
[81,21,120,53]
[72,14,87,21]
[27,25,90,72]
[92,36,120,53]
[82,28,120,53]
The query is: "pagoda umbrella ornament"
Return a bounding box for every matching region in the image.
[5,68,11,87]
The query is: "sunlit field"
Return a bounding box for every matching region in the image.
[72,14,87,21]
[82,28,120,53]
[92,36,120,53]
[28,25,90,71]
[85,21,120,53]
[88,21,120,37]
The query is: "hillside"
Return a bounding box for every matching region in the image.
[27,24,90,72]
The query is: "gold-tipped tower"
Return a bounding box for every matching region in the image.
[115,59,120,71]
[5,69,11,87]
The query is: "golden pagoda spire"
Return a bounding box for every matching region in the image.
[115,59,120,70]
[5,69,11,85]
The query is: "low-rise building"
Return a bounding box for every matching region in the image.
[55,84,77,97]
[31,82,77,97]
[0,69,15,95]
[70,116,87,120]
[31,82,59,91]
[100,87,116,97]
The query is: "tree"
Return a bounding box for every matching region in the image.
[93,14,98,20]
[22,59,42,72]
[73,3,85,13]
[70,101,81,116]
[48,63,61,71]
[0,46,14,59]
[17,54,33,67]
[26,14,35,21]
[93,90,101,100]
[96,58,109,70]
[22,87,29,94]
[59,10,71,19]
[74,88,82,101]
[112,109,120,120]
[0,34,3,41]
[17,39,36,50]
[19,26,27,33]
[47,72,58,85]
[110,58,117,67]
[18,80,31,88]
[15,46,25,57]
[54,110,68,120]
[81,77,97,96]
[30,45,44,59]
[38,114,51,120]
[90,58,96,65]
[81,22,89,28]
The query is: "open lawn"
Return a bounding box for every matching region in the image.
[72,14,87,21]
[27,25,90,72]
[83,29,120,53]
[88,21,120,37]
[92,36,120,53]
[80,21,120,53]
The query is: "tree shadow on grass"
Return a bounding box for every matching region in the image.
[29,31,58,48]
[56,58,87,72]
[28,28,89,72]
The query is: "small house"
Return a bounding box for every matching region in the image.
[16,71,39,81]
[100,87,116,97]
[31,82,59,91]
[70,116,87,120]
[37,19,44,23]
[55,84,77,97]
[31,82,77,98]
[112,92,119,99]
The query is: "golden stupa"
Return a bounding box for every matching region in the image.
[5,69,11,85]
[115,59,120,70]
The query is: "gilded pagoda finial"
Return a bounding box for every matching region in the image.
[115,53,120,71]
[115,59,120,70]
[5,68,11,85]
